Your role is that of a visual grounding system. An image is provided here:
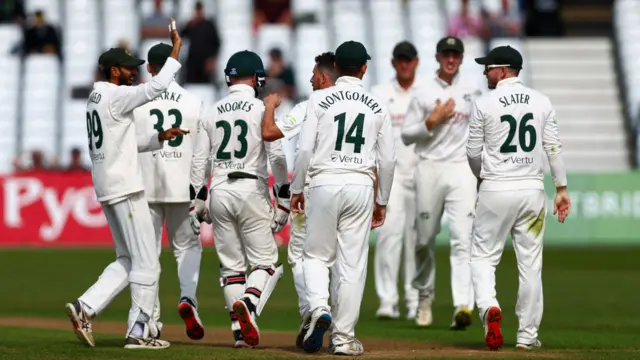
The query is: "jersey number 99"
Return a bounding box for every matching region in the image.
[150,108,183,147]
[500,112,536,153]
[86,110,103,151]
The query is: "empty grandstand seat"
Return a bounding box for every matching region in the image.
[0,56,20,173]
[295,24,329,99]
[292,0,327,24]
[0,24,21,55]
[370,0,406,84]
[63,0,100,88]
[61,100,92,167]
[184,84,218,109]
[257,24,293,63]
[103,0,139,51]
[458,36,486,90]
[21,55,61,155]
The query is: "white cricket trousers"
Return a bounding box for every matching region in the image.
[210,182,279,317]
[303,184,373,345]
[79,191,160,335]
[471,189,546,344]
[414,159,476,310]
[374,175,418,311]
[148,202,202,322]
[288,186,311,319]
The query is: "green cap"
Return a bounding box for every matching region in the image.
[147,43,172,65]
[98,47,145,69]
[436,36,464,53]
[392,41,418,59]
[335,41,371,68]
[225,50,264,78]
[475,45,523,69]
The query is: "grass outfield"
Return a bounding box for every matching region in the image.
[0,247,639,359]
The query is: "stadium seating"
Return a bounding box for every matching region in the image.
[0,0,633,173]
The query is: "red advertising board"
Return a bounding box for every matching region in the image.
[0,171,290,248]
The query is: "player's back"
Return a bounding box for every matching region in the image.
[307,77,389,186]
[474,77,554,189]
[208,84,267,189]
[87,82,144,202]
[135,81,203,203]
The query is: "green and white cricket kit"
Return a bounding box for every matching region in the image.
[134,80,204,320]
[370,79,419,316]
[79,53,182,338]
[467,73,567,345]
[291,75,397,346]
[190,84,289,321]
[402,71,481,312]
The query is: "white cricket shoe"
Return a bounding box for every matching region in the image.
[415,297,433,327]
[65,300,95,347]
[375,305,400,320]
[302,307,332,353]
[406,305,417,320]
[516,340,542,349]
[124,322,170,349]
[329,338,364,356]
[295,314,311,349]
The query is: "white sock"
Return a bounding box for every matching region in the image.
[131,322,144,337]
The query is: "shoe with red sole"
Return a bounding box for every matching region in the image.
[178,298,204,340]
[484,307,504,351]
[232,298,260,347]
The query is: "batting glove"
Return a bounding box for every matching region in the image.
[189,185,212,235]
[271,183,290,233]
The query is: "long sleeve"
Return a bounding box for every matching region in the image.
[110,57,182,117]
[137,131,163,153]
[542,106,567,187]
[466,101,484,178]
[375,112,397,205]
[291,99,318,194]
[190,118,213,190]
[401,97,432,145]
[265,139,289,185]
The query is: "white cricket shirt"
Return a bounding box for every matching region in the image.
[291,76,397,205]
[135,81,204,203]
[371,78,420,184]
[401,71,482,163]
[467,77,567,191]
[85,57,182,203]
[190,84,289,191]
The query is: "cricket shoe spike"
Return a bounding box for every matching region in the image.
[302,307,332,353]
[484,307,504,351]
[516,340,542,349]
[232,297,260,346]
[65,300,95,347]
[178,297,204,340]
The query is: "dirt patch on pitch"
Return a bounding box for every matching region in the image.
[0,317,565,359]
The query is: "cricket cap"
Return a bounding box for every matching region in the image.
[392,41,418,59]
[475,45,523,70]
[436,36,464,53]
[147,43,172,65]
[225,50,265,78]
[335,41,371,68]
[98,47,145,69]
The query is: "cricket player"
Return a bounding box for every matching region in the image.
[65,19,187,349]
[261,52,337,348]
[291,40,396,356]
[371,41,420,321]
[134,43,208,341]
[401,36,482,329]
[190,50,289,348]
[467,45,570,351]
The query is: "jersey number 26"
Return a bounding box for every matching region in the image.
[500,112,536,153]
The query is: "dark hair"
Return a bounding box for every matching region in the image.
[315,52,337,79]
[336,64,363,77]
[100,65,111,81]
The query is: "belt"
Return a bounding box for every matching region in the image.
[227,172,259,180]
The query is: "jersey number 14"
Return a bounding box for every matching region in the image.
[334,112,365,153]
[500,112,536,153]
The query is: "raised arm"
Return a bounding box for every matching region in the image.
[111,19,183,116]
[466,101,484,178]
[375,112,397,205]
[261,93,285,141]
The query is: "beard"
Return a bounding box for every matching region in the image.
[119,72,133,85]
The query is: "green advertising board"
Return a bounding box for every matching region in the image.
[370,172,640,247]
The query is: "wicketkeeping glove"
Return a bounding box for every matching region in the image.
[271,183,290,233]
[189,184,212,235]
